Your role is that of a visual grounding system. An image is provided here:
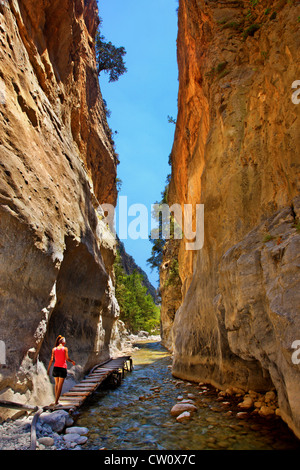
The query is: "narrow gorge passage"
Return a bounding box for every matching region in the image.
[76,341,300,451]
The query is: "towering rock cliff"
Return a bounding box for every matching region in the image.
[163,0,300,438]
[0,0,121,417]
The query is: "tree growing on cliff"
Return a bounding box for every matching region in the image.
[95,31,127,82]
[147,174,178,273]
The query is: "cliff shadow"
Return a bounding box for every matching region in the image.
[39,236,111,379]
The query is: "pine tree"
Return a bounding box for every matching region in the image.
[114,252,160,334]
[95,31,127,82]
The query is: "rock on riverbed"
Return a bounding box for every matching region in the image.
[219,387,280,417]
[170,402,197,418]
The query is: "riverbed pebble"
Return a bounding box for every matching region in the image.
[38,436,54,447]
[65,426,89,435]
[258,406,275,417]
[63,433,88,445]
[176,411,191,422]
[180,399,196,405]
[238,396,253,410]
[170,403,197,417]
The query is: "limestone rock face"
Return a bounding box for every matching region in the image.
[160,239,182,351]
[0,0,120,416]
[164,0,300,438]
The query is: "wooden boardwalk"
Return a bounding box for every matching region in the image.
[0,356,133,450]
[48,355,132,411]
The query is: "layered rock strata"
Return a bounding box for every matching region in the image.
[0,0,120,418]
[165,0,300,438]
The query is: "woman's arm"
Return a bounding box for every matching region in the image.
[47,349,55,375]
[65,347,75,366]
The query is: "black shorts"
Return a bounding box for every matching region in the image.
[52,366,67,378]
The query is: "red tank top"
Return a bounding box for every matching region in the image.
[54,347,67,368]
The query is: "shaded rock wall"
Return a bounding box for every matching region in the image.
[117,237,159,304]
[160,239,182,350]
[164,0,300,438]
[0,0,120,416]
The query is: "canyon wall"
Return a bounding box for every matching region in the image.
[0,0,121,418]
[163,0,300,438]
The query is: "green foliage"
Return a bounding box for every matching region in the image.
[147,237,165,272]
[222,21,243,31]
[293,220,300,232]
[147,174,182,273]
[242,23,261,40]
[95,28,127,82]
[114,252,160,334]
[206,62,229,80]
[147,175,169,273]
[262,233,274,243]
[216,62,227,74]
[167,115,177,124]
[116,178,122,192]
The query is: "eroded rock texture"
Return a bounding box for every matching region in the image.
[164,0,300,438]
[0,0,120,416]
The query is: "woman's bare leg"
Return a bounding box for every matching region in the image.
[55,377,65,404]
[54,377,59,399]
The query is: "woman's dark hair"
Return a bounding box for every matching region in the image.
[55,335,64,347]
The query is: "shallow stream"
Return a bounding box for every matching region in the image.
[76,341,300,450]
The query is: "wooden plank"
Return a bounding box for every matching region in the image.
[81,379,102,383]
[86,372,110,380]
[89,372,110,376]
[70,386,96,391]
[70,386,97,392]
[84,374,104,378]
[60,395,85,401]
[72,383,99,387]
[86,375,108,380]
[89,371,110,374]
[60,399,83,404]
[80,381,104,385]
[59,399,83,406]
[59,398,82,403]
[83,376,106,380]
[87,378,106,383]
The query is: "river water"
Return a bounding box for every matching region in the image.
[76,341,300,451]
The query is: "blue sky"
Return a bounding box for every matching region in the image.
[97,0,179,287]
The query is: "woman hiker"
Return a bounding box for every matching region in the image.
[47,335,75,407]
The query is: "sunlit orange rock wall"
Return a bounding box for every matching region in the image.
[0,0,120,416]
[166,0,300,438]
